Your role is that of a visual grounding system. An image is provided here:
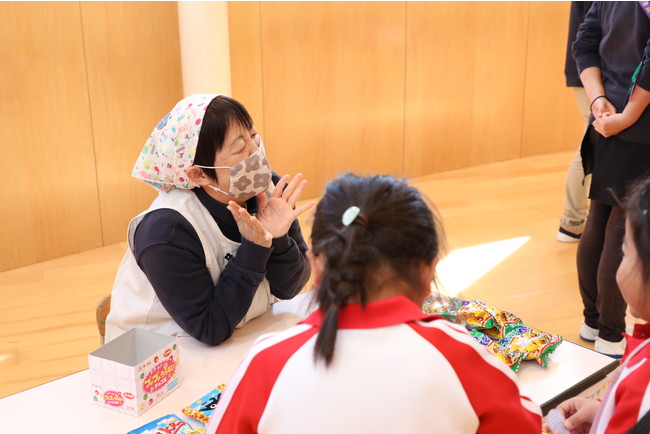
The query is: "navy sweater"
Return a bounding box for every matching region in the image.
[132,175,310,346]
[565,1,593,87]
[573,1,650,144]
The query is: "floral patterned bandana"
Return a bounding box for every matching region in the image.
[132,94,217,192]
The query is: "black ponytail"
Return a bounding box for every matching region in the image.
[310,173,444,366]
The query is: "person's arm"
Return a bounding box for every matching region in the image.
[228,172,315,299]
[543,397,599,433]
[204,325,318,434]
[604,353,650,432]
[265,218,311,300]
[594,85,650,137]
[135,210,271,346]
[591,29,650,137]
[409,321,542,430]
[573,3,617,119]
[579,67,610,113]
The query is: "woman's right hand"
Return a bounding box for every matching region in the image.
[591,97,616,119]
[227,201,273,248]
[544,397,600,434]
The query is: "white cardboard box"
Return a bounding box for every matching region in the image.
[89,328,180,416]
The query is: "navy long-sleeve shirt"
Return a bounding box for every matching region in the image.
[564,1,593,87]
[132,176,311,346]
[573,1,650,143]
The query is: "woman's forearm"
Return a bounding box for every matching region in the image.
[622,84,650,124]
[579,66,606,103]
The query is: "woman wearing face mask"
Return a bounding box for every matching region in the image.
[104,94,315,346]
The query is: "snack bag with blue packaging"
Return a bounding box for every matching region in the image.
[127,413,196,434]
[181,384,226,424]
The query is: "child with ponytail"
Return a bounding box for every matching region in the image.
[206,173,542,433]
[546,177,650,434]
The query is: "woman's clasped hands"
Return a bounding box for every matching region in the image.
[593,112,634,138]
[591,96,633,138]
[227,173,316,247]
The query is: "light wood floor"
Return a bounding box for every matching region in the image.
[1,151,633,399]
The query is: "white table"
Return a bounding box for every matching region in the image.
[518,340,618,412]
[0,291,618,432]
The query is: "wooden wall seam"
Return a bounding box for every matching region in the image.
[519,2,533,160]
[1,1,183,272]
[78,1,106,246]
[229,1,583,199]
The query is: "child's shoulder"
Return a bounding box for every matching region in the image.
[624,334,650,365]
[248,323,317,360]
[619,339,650,390]
[409,318,493,358]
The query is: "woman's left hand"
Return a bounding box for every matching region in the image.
[592,112,632,137]
[256,173,316,238]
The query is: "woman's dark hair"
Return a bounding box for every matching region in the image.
[193,95,254,181]
[311,173,445,366]
[624,176,650,285]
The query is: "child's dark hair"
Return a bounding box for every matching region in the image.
[310,173,445,366]
[193,95,254,181]
[625,176,650,285]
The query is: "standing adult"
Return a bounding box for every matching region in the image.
[574,1,650,357]
[557,1,593,243]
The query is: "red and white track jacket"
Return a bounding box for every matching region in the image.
[592,324,650,433]
[205,296,542,433]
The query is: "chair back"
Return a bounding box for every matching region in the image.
[96,294,111,345]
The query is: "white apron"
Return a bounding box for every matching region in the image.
[104,189,272,343]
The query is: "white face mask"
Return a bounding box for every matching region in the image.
[195,145,272,199]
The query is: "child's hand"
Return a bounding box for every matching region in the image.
[543,409,570,434]
[593,112,632,137]
[550,397,600,434]
[256,173,315,239]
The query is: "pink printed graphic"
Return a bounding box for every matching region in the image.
[103,390,125,407]
[142,358,176,394]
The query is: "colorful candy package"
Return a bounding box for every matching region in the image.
[422,295,465,323]
[502,324,563,368]
[471,330,525,371]
[458,301,498,330]
[127,414,196,434]
[426,295,562,371]
[423,295,523,338]
[182,384,226,424]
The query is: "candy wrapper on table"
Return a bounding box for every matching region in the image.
[422,296,521,339]
[423,295,562,371]
[182,384,226,424]
[89,328,180,416]
[127,414,200,434]
[501,324,563,368]
[470,330,526,371]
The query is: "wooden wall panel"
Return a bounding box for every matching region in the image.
[228,2,265,137]
[521,2,585,156]
[81,2,183,245]
[0,2,102,271]
[1,1,580,270]
[404,2,529,177]
[260,1,406,199]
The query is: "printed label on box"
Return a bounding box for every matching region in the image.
[89,328,181,416]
